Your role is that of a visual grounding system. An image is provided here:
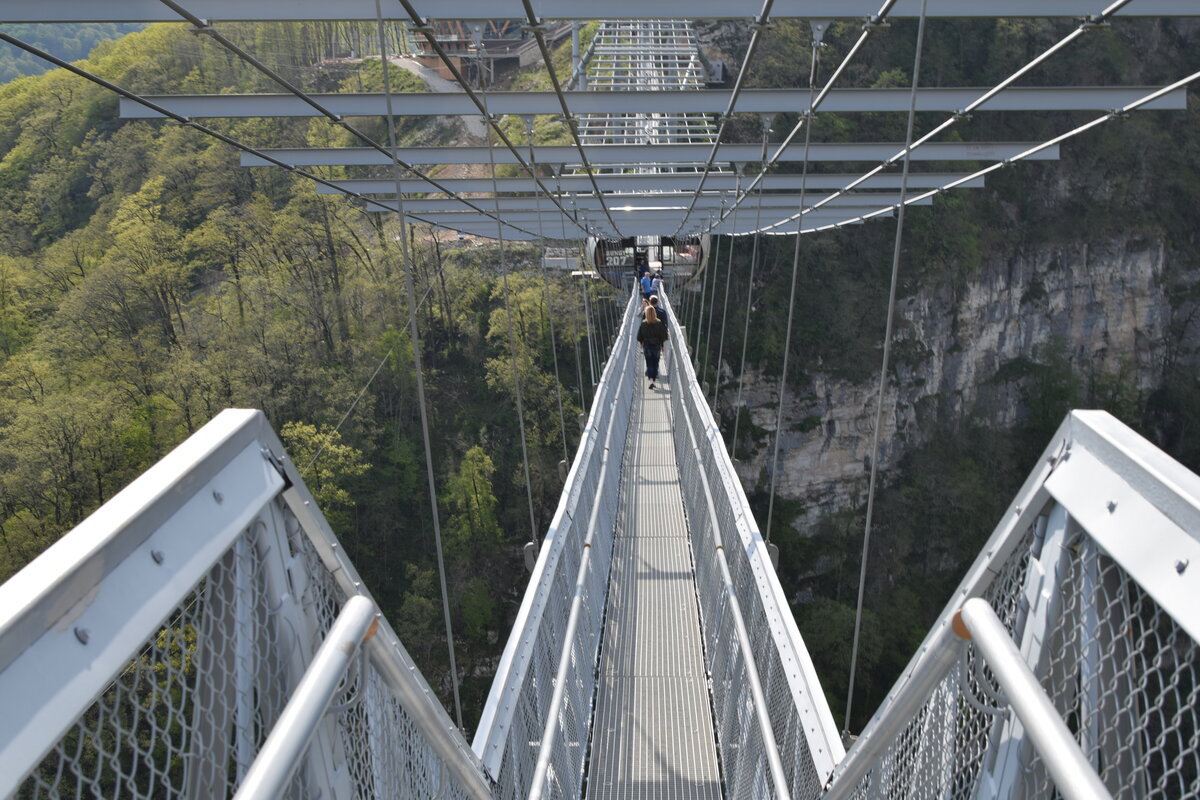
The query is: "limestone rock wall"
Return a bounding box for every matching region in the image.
[725,235,1198,526]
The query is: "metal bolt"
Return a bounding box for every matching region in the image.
[1176,559,1189,575]
[213,491,224,504]
[151,549,165,565]
[74,627,91,645]
[1107,501,1117,513]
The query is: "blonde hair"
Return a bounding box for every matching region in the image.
[643,306,659,324]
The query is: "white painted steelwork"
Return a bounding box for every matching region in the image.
[472,291,639,799]
[0,409,492,800]
[822,410,1200,799]
[15,0,1199,22]
[662,290,847,797]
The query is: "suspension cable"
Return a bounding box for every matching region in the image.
[709,0,903,232]
[712,177,741,410]
[671,0,775,236]
[156,0,544,239]
[519,0,623,235]
[555,170,590,417]
[516,120,571,462]
[393,0,607,238]
[763,34,820,546]
[700,197,727,392]
[730,118,772,457]
[845,0,929,735]
[373,0,462,729]
[479,75,542,551]
[755,0,1139,234]
[807,67,1200,237]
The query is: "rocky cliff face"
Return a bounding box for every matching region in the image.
[725,234,1199,526]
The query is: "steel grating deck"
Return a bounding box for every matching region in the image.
[586,362,722,800]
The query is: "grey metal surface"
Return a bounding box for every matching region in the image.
[587,364,722,800]
[118,86,1187,118]
[317,174,987,195]
[17,0,1200,22]
[241,142,1061,167]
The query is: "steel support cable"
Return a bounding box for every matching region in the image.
[373,0,463,729]
[480,82,541,551]
[555,171,590,416]
[709,0,903,233]
[757,0,1139,233]
[763,39,820,547]
[813,69,1200,236]
[712,175,741,410]
[391,0,594,239]
[845,0,929,735]
[0,32,480,234]
[518,1,623,236]
[671,0,775,237]
[692,226,714,368]
[159,0,544,239]
[730,122,771,457]
[514,120,572,461]
[700,200,726,390]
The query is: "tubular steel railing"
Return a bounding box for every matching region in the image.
[823,410,1200,800]
[0,409,492,800]
[662,290,846,798]
[473,290,640,800]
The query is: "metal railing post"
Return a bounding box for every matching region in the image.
[959,598,1113,800]
[233,596,378,800]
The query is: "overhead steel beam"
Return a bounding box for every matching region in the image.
[375,193,933,213]
[317,173,986,194]
[244,142,1059,167]
[118,87,1187,119]
[12,0,1197,22]
[422,216,868,239]
[378,207,899,225]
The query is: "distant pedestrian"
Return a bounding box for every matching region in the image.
[635,253,650,279]
[637,305,669,390]
[640,272,654,300]
[651,271,663,296]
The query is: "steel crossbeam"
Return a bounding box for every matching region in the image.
[242,142,1060,167]
[316,173,987,194]
[379,193,933,212]
[13,0,1199,21]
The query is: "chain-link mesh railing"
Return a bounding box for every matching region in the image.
[475,290,640,800]
[2,410,492,800]
[662,291,844,799]
[825,413,1200,799]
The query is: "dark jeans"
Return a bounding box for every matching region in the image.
[642,344,662,380]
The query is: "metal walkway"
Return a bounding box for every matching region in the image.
[588,364,722,800]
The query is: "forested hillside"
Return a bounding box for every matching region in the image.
[0,23,614,723]
[0,24,144,83]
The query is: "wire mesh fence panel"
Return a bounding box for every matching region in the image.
[4,410,492,800]
[664,286,841,800]
[15,524,297,800]
[826,413,1200,799]
[479,291,638,800]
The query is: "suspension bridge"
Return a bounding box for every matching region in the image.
[1,4,1198,799]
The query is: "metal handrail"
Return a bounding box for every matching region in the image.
[233,595,379,800]
[958,598,1113,800]
[673,335,793,800]
[526,290,639,800]
[824,599,1113,800]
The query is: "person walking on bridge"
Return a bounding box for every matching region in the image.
[648,294,668,327]
[637,304,669,390]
